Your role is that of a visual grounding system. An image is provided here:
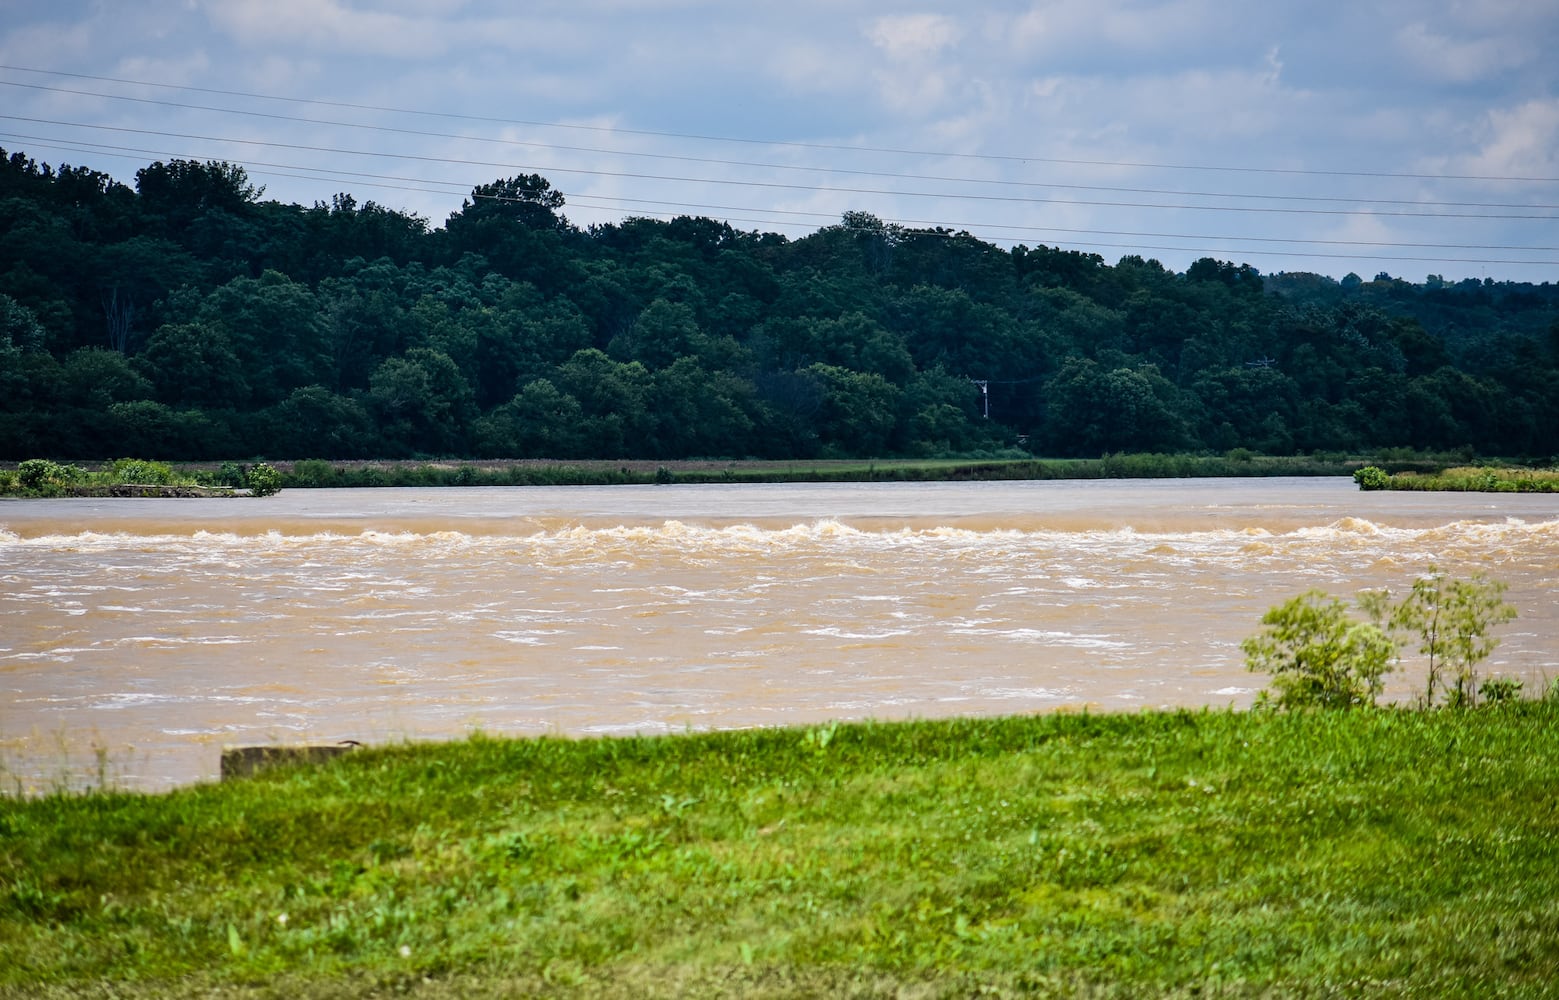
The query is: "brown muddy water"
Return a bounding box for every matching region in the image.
[3,478,1557,791]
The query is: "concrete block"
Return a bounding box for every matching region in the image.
[220,741,362,780]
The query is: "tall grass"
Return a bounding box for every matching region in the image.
[4,706,1557,997]
[1376,466,1559,493]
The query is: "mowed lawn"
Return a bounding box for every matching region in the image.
[3,705,1558,998]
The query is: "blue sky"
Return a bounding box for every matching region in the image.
[3,0,1556,282]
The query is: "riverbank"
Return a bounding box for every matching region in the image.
[0,460,280,499]
[5,452,1489,493]
[229,452,1379,488]
[1355,465,1559,493]
[4,705,1557,997]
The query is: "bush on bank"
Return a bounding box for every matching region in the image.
[1246,567,1519,711]
[1355,464,1559,492]
[0,459,281,497]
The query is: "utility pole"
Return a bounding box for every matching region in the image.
[969,379,990,418]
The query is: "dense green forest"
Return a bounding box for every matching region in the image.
[3,148,1557,462]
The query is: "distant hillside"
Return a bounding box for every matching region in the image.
[4,148,1557,461]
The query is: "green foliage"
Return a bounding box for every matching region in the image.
[1366,466,1559,493]
[284,459,339,487]
[244,462,283,497]
[1250,568,1519,710]
[15,458,83,494]
[1479,676,1524,704]
[1242,590,1396,710]
[214,461,245,487]
[6,145,1559,461]
[1385,565,1519,707]
[108,458,176,485]
[1352,465,1390,489]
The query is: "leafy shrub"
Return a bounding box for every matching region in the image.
[287,459,338,487]
[1353,466,1390,490]
[109,458,175,485]
[1384,566,1518,707]
[1479,676,1523,704]
[1250,567,1519,711]
[1243,591,1395,710]
[246,463,283,497]
[16,459,83,494]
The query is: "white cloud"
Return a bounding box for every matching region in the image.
[1007,0,1223,58]
[866,13,962,60]
[764,39,868,97]
[1464,98,1559,179]
[200,0,432,56]
[1394,21,1531,84]
[114,51,213,88]
[0,18,96,67]
[197,0,568,59]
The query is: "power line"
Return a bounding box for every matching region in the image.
[4,79,1556,213]
[7,133,1559,267]
[7,115,1558,222]
[3,63,1557,185]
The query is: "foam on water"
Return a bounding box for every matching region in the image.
[6,515,1559,567]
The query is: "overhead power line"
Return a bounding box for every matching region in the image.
[3,79,1555,213]
[3,63,1557,185]
[7,131,1559,268]
[6,115,1558,223]
[4,65,1556,274]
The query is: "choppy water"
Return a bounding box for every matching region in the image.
[3,478,1556,791]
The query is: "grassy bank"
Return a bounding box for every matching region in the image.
[4,705,1558,998]
[8,451,1492,493]
[0,459,279,498]
[255,452,1372,488]
[1355,465,1559,493]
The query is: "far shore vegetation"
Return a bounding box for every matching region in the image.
[6,150,1559,470]
[1354,463,1559,493]
[7,448,1555,495]
[0,457,280,497]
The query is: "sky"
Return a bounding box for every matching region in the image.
[2,0,1557,283]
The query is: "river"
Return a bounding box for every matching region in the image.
[3,478,1556,791]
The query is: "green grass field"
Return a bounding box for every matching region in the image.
[4,705,1558,998]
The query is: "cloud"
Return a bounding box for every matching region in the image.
[1464,98,1559,179]
[866,13,962,60]
[0,16,96,68]
[200,0,435,57]
[765,38,868,97]
[1007,0,1228,61]
[198,0,578,60]
[114,51,213,89]
[1394,21,1531,84]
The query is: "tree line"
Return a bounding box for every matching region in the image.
[3,148,1557,462]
